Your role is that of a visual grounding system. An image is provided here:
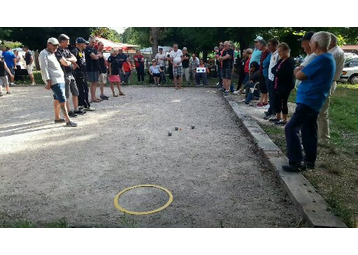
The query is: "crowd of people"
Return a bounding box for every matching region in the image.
[229,31,344,172]
[0,45,35,96]
[5,31,345,173]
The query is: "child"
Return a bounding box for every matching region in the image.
[244,61,260,104]
[107,49,125,97]
[149,59,162,85]
[0,58,14,96]
[122,57,133,85]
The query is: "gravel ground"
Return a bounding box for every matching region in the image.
[0,86,302,227]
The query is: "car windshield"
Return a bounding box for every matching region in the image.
[344,60,358,68]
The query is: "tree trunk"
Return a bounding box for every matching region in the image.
[150,27,159,60]
[239,37,249,56]
[203,50,208,62]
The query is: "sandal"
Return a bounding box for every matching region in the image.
[119,92,125,96]
[113,94,118,97]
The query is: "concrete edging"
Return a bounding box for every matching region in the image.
[224,95,347,228]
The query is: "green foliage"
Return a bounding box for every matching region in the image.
[121,27,150,47]
[0,40,22,49]
[91,27,121,43]
[0,27,93,51]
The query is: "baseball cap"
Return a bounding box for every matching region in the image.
[159,47,163,50]
[297,31,315,41]
[258,39,267,46]
[76,37,89,44]
[254,36,263,42]
[47,37,59,45]
[183,47,187,50]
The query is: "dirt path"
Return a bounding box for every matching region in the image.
[0,86,301,227]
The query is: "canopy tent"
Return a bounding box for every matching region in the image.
[94,37,139,53]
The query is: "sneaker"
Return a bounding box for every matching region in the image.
[74,109,86,115]
[0,92,3,97]
[275,119,287,125]
[219,87,226,92]
[6,92,11,95]
[54,118,66,124]
[84,106,95,111]
[66,121,78,127]
[10,83,15,86]
[233,91,239,95]
[31,82,36,86]
[257,103,264,107]
[223,90,229,96]
[100,94,109,100]
[264,114,272,120]
[304,159,315,169]
[269,117,280,122]
[263,104,270,109]
[282,162,307,172]
[68,111,78,118]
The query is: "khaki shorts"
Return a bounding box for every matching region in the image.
[99,73,107,84]
[0,76,9,86]
[26,65,33,75]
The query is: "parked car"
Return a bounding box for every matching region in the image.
[339,58,358,84]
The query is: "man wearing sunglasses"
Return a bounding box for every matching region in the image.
[39,37,77,127]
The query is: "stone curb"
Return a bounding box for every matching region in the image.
[224,95,347,228]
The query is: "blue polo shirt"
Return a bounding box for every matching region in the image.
[249,48,262,66]
[262,52,271,78]
[2,51,16,68]
[296,52,335,112]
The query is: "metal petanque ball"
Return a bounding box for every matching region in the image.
[191,125,195,129]
[168,131,172,136]
[175,127,179,131]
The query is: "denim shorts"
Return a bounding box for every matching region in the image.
[51,83,67,103]
[87,71,99,83]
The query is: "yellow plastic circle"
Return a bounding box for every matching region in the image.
[114,184,173,215]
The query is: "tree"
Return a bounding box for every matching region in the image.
[90,27,121,42]
[1,27,93,51]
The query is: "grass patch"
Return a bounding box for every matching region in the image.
[259,84,358,228]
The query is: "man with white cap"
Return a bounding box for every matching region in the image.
[39,38,77,127]
[250,36,263,66]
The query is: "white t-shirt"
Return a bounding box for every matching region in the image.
[170,49,183,66]
[301,53,317,67]
[155,52,167,67]
[268,50,279,81]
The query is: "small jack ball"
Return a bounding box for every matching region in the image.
[191,125,195,129]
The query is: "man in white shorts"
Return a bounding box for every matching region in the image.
[23,46,35,85]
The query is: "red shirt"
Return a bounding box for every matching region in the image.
[244,56,251,73]
[123,62,132,72]
[134,54,144,68]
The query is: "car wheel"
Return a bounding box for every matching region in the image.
[349,75,358,85]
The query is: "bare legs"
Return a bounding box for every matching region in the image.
[110,82,123,96]
[174,76,182,89]
[54,100,71,122]
[90,82,100,101]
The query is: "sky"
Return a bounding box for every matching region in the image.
[112,27,126,34]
